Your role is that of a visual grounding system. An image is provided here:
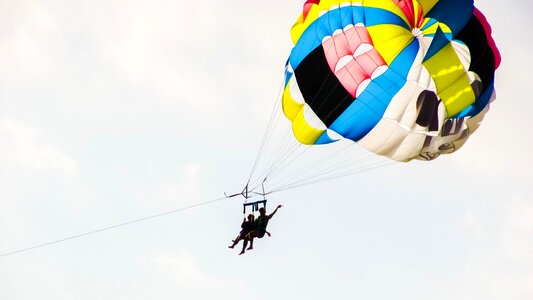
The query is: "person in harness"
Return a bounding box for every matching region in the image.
[239,204,282,255]
[228,214,255,249]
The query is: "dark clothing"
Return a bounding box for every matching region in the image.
[239,220,254,236]
[255,215,270,231]
[254,215,270,238]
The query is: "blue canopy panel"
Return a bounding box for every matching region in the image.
[327,40,420,141]
[425,0,474,37]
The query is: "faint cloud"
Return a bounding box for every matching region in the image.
[0,118,78,176]
[464,210,484,239]
[0,118,92,246]
[90,0,225,109]
[448,127,530,179]
[458,194,533,300]
[501,195,533,263]
[0,250,247,300]
[0,1,63,82]
[140,163,201,210]
[136,250,247,299]
[0,256,76,299]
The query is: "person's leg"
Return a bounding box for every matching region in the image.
[229,235,242,248]
[247,237,254,250]
[232,234,239,242]
[246,231,259,250]
[239,237,248,255]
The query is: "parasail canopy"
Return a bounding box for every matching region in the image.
[282,0,500,161]
[245,0,500,195]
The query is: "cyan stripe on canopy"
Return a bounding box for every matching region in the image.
[421,18,438,30]
[420,18,453,40]
[326,39,420,142]
[289,6,409,71]
[315,130,337,144]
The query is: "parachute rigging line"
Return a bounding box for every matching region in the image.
[246,69,395,195]
[262,81,429,192]
[243,31,403,192]
[266,130,443,193]
[246,60,344,192]
[248,74,452,194]
[246,68,288,187]
[246,43,341,186]
[0,196,228,259]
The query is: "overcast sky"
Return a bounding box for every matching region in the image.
[0,1,531,299]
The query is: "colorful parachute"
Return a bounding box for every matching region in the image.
[282,0,501,161]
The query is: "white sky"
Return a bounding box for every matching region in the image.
[0,0,531,299]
